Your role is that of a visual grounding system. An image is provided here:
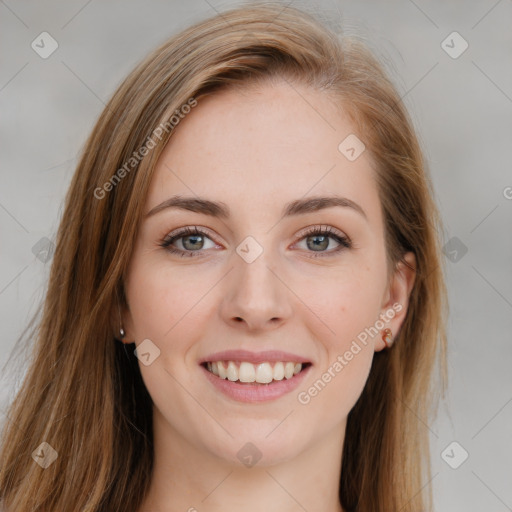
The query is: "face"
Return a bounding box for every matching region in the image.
[122,78,414,467]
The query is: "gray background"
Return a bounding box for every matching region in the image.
[1,0,511,510]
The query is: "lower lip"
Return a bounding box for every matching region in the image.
[201,364,311,403]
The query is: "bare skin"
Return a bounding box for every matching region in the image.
[122,78,415,512]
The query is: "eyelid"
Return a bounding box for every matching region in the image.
[161,226,222,250]
[166,225,216,240]
[160,224,352,257]
[295,224,350,242]
[291,224,352,255]
[166,224,349,242]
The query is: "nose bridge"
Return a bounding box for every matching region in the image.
[234,240,281,304]
[222,236,291,328]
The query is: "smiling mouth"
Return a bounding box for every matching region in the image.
[202,360,312,385]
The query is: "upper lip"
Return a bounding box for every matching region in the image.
[199,350,311,365]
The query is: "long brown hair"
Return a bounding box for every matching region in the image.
[0,3,447,510]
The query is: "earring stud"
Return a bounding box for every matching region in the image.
[119,327,126,339]
[382,328,392,348]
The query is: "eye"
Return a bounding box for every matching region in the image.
[159,224,352,258]
[294,225,351,257]
[160,226,218,257]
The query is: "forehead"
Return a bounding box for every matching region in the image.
[146,80,380,222]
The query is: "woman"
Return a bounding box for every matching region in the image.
[0,3,447,511]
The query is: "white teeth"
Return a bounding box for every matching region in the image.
[273,362,285,380]
[217,361,227,379]
[255,363,273,383]
[205,360,304,383]
[284,362,295,379]
[227,361,238,382]
[239,362,256,382]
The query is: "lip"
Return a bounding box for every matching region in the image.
[201,362,312,403]
[199,349,311,365]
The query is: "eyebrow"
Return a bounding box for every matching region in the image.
[145,194,367,221]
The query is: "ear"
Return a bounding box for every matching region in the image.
[375,251,416,352]
[112,299,136,344]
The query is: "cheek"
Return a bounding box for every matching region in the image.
[293,261,387,349]
[296,274,380,419]
[302,263,387,419]
[125,256,211,341]
[337,276,386,343]
[297,342,373,432]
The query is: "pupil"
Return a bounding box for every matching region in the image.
[309,235,327,251]
[184,235,203,250]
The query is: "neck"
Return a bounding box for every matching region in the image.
[137,407,346,512]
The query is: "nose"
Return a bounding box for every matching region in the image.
[220,246,293,332]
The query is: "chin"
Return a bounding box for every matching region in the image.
[203,425,309,468]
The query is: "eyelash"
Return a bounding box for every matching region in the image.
[159,225,352,258]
